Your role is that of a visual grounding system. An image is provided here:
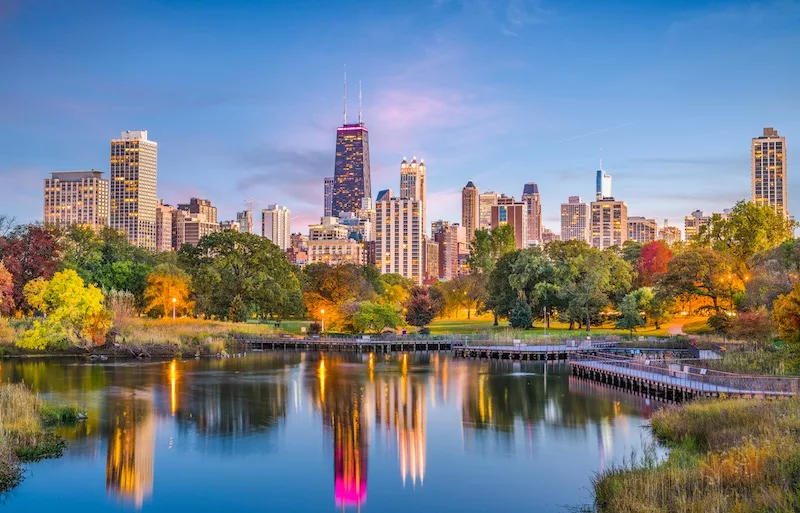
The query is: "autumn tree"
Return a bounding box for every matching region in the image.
[404,287,437,331]
[728,309,775,347]
[0,224,61,311]
[0,261,13,316]
[658,247,730,313]
[638,240,673,286]
[143,264,193,318]
[17,269,111,349]
[773,283,800,345]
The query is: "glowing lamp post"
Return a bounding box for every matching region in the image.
[320,308,325,333]
[172,297,177,320]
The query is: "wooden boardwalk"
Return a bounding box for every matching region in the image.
[233,337,455,353]
[452,342,617,361]
[570,354,800,401]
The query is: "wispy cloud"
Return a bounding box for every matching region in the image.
[436,0,553,35]
[553,122,635,144]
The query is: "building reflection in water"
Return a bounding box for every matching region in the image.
[105,391,155,509]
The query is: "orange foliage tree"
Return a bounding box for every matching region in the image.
[143,264,194,318]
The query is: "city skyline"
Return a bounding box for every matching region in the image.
[2,0,798,232]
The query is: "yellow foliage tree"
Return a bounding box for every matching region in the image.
[144,264,193,318]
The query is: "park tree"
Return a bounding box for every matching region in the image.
[485,251,520,325]
[727,308,775,347]
[638,240,673,286]
[378,273,414,309]
[301,263,376,329]
[143,264,194,318]
[509,298,532,329]
[621,241,643,269]
[0,224,61,311]
[508,247,557,326]
[616,291,645,334]
[697,200,795,280]
[17,269,111,349]
[467,229,494,275]
[743,238,800,310]
[0,261,14,316]
[351,301,401,334]
[404,287,437,331]
[773,283,800,345]
[659,247,730,313]
[490,225,517,262]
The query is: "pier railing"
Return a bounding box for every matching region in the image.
[569,353,800,396]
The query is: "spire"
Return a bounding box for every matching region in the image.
[343,64,347,125]
[358,81,363,125]
[599,147,603,170]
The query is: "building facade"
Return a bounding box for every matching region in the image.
[309,217,350,240]
[110,130,158,250]
[752,127,788,219]
[43,170,109,231]
[307,239,364,266]
[173,198,219,249]
[627,216,658,244]
[155,200,175,252]
[522,183,542,245]
[541,228,560,244]
[399,157,426,234]
[262,205,291,250]
[375,197,423,285]
[478,191,498,231]
[491,195,526,250]
[596,169,612,200]
[324,176,334,217]
[684,210,709,241]
[332,123,371,216]
[423,238,439,283]
[434,223,466,280]
[560,195,590,243]
[461,181,479,244]
[236,209,253,235]
[659,225,682,245]
[590,199,628,249]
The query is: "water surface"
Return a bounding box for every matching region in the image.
[0,353,657,512]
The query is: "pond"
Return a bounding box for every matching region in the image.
[0,352,657,512]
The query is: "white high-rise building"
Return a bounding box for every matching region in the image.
[596,169,612,200]
[560,196,590,243]
[43,170,109,232]
[376,195,423,285]
[110,130,158,250]
[590,199,628,249]
[262,204,291,250]
[400,157,426,235]
[478,191,498,231]
[752,127,788,219]
[236,209,253,235]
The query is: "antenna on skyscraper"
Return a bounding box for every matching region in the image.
[343,65,348,124]
[599,148,603,170]
[358,81,363,125]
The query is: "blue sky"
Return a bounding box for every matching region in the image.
[1,0,798,233]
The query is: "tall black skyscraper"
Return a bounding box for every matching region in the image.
[332,123,371,217]
[331,74,371,217]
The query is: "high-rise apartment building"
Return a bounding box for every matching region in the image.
[220,220,240,232]
[173,198,220,249]
[309,217,350,240]
[659,224,682,245]
[155,200,175,252]
[110,130,158,250]
[43,170,109,231]
[423,237,439,283]
[541,228,560,244]
[324,176,334,217]
[236,209,253,235]
[491,195,526,250]
[375,196,423,285]
[332,123,370,217]
[177,198,217,224]
[434,223,466,280]
[752,127,788,219]
[400,157,426,234]
[431,219,450,236]
[262,204,291,250]
[684,210,709,241]
[590,199,628,249]
[522,183,542,244]
[560,195,590,243]
[596,169,612,200]
[461,181,479,243]
[478,191,498,231]
[627,216,658,244]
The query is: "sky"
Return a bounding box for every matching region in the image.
[1,0,799,234]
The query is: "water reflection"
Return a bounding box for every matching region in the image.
[0,353,657,512]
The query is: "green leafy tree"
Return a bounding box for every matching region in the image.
[485,251,520,325]
[351,301,401,334]
[300,263,376,329]
[404,287,437,330]
[509,298,532,329]
[17,269,111,349]
[490,225,517,262]
[467,229,494,275]
[508,247,557,326]
[659,247,730,313]
[615,288,654,334]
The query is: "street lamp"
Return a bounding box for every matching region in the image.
[172,297,177,320]
[320,308,325,333]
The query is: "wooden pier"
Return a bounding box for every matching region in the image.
[233,337,455,353]
[452,342,617,361]
[569,354,800,401]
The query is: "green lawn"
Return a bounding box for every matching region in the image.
[428,315,674,337]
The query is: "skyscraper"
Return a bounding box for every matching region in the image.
[478,191,498,231]
[596,169,612,200]
[155,200,175,252]
[461,181,479,243]
[236,209,253,235]
[522,183,542,244]
[434,223,466,280]
[43,170,109,231]
[560,196,590,243]
[491,195,526,250]
[627,216,658,244]
[262,204,291,250]
[400,157,426,234]
[110,130,158,250]
[752,127,788,219]
[332,120,370,216]
[324,176,334,217]
[590,199,628,249]
[375,195,423,285]
[174,198,220,249]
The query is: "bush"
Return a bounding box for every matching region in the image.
[509,299,532,329]
[0,317,14,345]
[707,312,731,333]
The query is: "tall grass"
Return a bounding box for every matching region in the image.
[593,398,800,512]
[0,383,84,492]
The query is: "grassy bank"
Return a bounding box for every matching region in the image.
[593,399,800,512]
[428,316,675,337]
[0,383,84,492]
